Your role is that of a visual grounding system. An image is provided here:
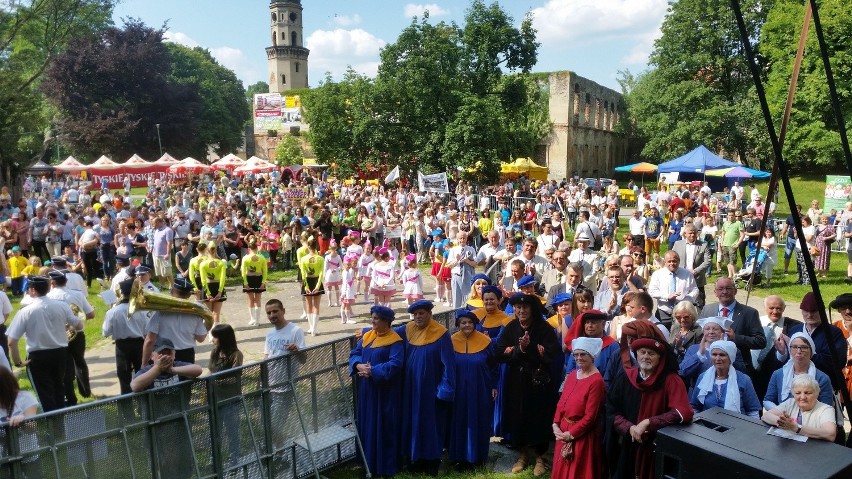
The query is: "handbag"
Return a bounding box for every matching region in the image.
[809,246,820,257]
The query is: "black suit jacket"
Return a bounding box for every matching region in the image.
[700,301,766,373]
[752,317,803,400]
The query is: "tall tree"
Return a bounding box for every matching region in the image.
[167,43,249,157]
[628,0,773,168]
[0,0,116,189]
[41,20,203,160]
[761,0,852,168]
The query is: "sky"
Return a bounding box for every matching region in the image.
[112,0,672,92]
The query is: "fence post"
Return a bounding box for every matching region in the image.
[206,377,223,478]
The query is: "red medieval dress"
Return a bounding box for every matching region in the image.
[552,369,606,479]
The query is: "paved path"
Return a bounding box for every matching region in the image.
[84,271,806,398]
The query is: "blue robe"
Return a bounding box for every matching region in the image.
[475,310,508,438]
[764,366,834,408]
[349,329,404,477]
[395,321,456,462]
[689,370,762,417]
[449,332,495,464]
[788,323,848,391]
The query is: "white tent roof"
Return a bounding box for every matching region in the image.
[91,155,117,167]
[55,156,87,172]
[124,154,151,168]
[153,153,179,165]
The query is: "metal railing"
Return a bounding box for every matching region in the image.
[0,311,458,479]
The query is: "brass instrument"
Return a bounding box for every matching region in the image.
[67,303,86,342]
[128,279,214,330]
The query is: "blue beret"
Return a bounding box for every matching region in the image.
[370,305,395,323]
[407,299,434,313]
[551,292,573,305]
[455,309,479,326]
[481,285,502,299]
[517,275,536,288]
[471,273,491,286]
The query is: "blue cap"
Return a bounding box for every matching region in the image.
[135,265,152,275]
[551,292,573,305]
[471,273,491,286]
[51,256,68,267]
[517,275,536,289]
[481,285,502,299]
[430,228,443,236]
[115,255,130,265]
[370,305,395,323]
[407,299,434,313]
[48,270,66,281]
[455,309,479,326]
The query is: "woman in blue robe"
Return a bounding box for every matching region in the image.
[474,285,511,439]
[449,310,496,470]
[349,305,404,477]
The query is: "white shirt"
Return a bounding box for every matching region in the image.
[47,287,94,315]
[102,302,147,340]
[145,307,207,350]
[265,322,307,392]
[6,297,81,352]
[629,216,646,235]
[0,291,12,321]
[647,267,699,313]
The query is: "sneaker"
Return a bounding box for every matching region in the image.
[345,319,357,324]
[300,312,307,320]
[248,319,258,327]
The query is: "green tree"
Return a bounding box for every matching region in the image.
[275,135,303,166]
[167,43,249,157]
[41,20,203,160]
[0,0,116,190]
[761,0,852,168]
[628,0,773,168]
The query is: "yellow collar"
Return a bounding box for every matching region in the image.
[547,314,562,330]
[451,330,491,354]
[466,298,484,309]
[406,320,448,346]
[362,329,403,348]
[473,308,511,329]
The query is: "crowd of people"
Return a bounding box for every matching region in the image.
[1,170,851,478]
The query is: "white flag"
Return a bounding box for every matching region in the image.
[384,165,400,184]
[417,171,449,193]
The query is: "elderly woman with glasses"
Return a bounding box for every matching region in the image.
[689,340,761,417]
[762,374,836,442]
[668,301,703,363]
[763,332,834,410]
[678,317,748,393]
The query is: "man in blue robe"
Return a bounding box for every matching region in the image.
[395,299,456,476]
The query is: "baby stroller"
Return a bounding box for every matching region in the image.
[734,243,767,291]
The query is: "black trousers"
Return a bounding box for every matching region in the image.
[64,332,90,405]
[81,249,99,287]
[28,347,68,412]
[31,240,49,262]
[175,348,195,365]
[115,337,144,395]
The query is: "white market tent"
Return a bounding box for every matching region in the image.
[55,156,87,172]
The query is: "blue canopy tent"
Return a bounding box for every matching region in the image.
[657,145,740,174]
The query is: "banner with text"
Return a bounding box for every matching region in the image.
[824,175,851,212]
[253,93,302,133]
[89,166,188,189]
[417,171,449,193]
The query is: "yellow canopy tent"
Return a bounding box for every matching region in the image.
[500,157,548,181]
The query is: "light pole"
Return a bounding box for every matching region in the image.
[155,123,163,156]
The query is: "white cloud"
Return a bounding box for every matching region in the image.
[622,27,663,66]
[306,29,386,79]
[403,3,449,19]
[163,31,199,48]
[531,0,668,44]
[210,46,263,86]
[332,14,362,26]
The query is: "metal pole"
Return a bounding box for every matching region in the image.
[156,124,163,156]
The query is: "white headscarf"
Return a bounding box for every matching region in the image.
[572,337,603,359]
[694,340,741,413]
[777,332,817,407]
[699,316,733,331]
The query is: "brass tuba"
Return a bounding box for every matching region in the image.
[67,303,86,342]
[128,279,214,330]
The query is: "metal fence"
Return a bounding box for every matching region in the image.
[0,311,458,479]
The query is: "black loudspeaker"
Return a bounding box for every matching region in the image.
[655,407,852,479]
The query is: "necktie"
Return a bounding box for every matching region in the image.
[556,272,563,284]
[721,307,729,317]
[669,272,677,295]
[754,323,778,369]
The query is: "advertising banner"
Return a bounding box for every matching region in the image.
[824,175,851,212]
[254,93,302,133]
[89,165,187,189]
[417,171,449,193]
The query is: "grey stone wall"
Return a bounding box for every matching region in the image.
[542,71,627,180]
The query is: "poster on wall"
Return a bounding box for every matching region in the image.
[824,175,851,211]
[254,93,302,132]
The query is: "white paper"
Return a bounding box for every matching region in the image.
[99,289,118,306]
[767,427,808,442]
